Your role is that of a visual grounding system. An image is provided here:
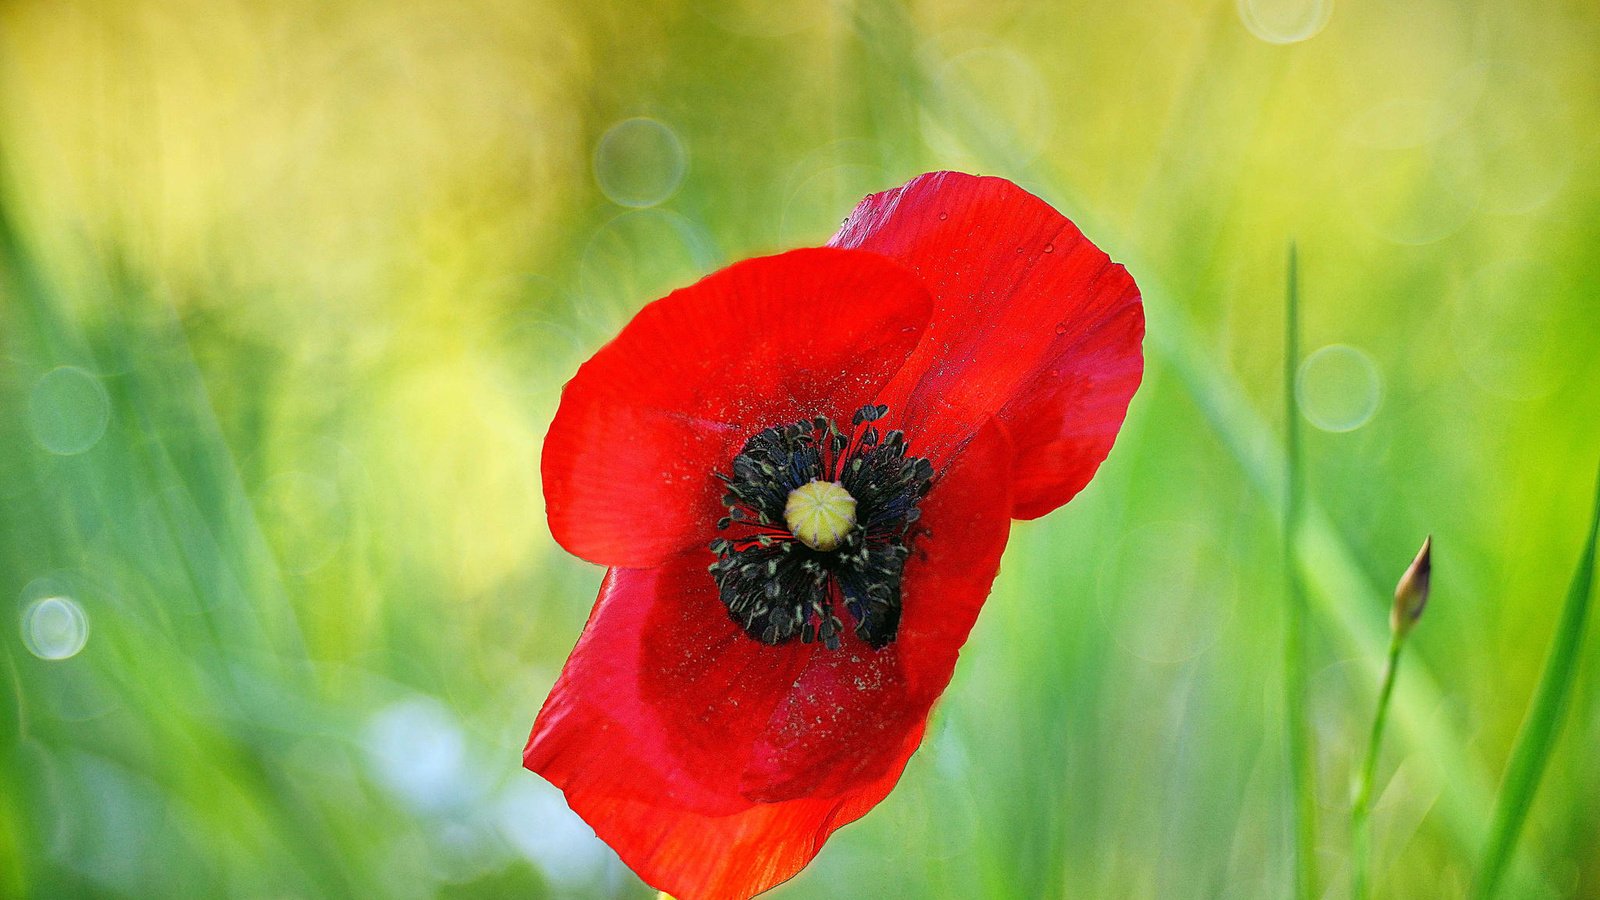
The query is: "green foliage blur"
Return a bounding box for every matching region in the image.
[2,0,1597,896]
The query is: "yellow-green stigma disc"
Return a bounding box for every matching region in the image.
[784,479,857,551]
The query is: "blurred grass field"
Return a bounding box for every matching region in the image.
[2,0,1599,897]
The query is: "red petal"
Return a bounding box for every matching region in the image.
[829,172,1144,517]
[525,421,1014,900]
[542,247,933,568]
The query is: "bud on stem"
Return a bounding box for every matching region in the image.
[1391,535,1432,638]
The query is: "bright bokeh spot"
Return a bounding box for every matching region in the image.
[362,697,470,813]
[495,779,615,887]
[20,596,89,661]
[1237,0,1332,43]
[1297,344,1382,432]
[593,118,688,209]
[27,366,110,456]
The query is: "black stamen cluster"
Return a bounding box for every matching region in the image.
[709,404,934,650]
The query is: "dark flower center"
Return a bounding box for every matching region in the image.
[709,404,934,650]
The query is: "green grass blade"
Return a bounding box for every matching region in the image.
[922,29,1499,870]
[1281,244,1317,900]
[914,19,1553,895]
[1473,461,1600,898]
[1351,633,1404,900]
[1146,284,1506,872]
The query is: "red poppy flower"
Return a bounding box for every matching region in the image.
[526,172,1143,900]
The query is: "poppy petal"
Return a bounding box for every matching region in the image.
[541,247,934,567]
[829,172,1144,518]
[525,420,1013,900]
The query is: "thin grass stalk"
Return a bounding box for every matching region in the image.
[939,31,1501,872]
[1350,631,1403,900]
[1351,535,1430,899]
[1473,461,1600,898]
[928,43,1505,888]
[1282,244,1317,900]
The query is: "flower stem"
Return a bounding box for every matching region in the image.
[1282,243,1317,900]
[1350,630,1404,900]
[1472,459,1600,899]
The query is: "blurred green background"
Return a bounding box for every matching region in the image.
[2,0,1598,897]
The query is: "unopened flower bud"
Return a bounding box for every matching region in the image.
[1391,535,1432,637]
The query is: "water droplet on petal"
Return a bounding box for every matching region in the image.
[1043,243,1054,253]
[938,212,948,221]
[1054,322,1069,335]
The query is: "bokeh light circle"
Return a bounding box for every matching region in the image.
[592,118,687,208]
[28,366,110,455]
[363,696,469,812]
[21,595,89,660]
[1237,0,1333,43]
[1296,344,1382,432]
[495,779,615,887]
